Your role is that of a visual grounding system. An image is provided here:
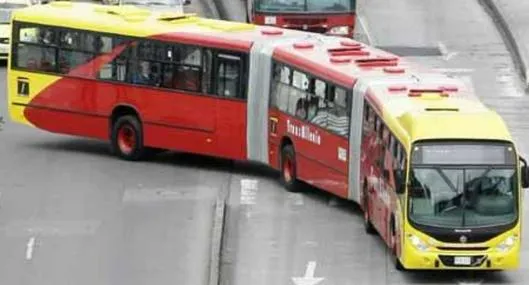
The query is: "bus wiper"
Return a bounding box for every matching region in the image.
[147,2,169,5]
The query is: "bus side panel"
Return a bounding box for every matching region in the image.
[276,113,348,198]
[359,105,386,234]
[23,77,116,140]
[124,88,217,156]
[215,98,247,160]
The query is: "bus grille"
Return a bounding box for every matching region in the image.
[284,17,327,26]
[436,246,489,251]
[438,255,487,267]
[0,38,9,44]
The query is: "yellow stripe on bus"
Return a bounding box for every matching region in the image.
[7,70,61,126]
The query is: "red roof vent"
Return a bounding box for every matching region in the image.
[330,50,370,56]
[408,88,446,97]
[439,85,459,92]
[340,40,362,48]
[356,57,398,68]
[388,85,407,92]
[330,56,352,64]
[261,29,283,36]
[293,42,314,49]
[383,67,405,74]
[328,47,362,53]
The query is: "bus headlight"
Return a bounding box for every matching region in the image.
[408,234,430,251]
[496,235,517,252]
[329,26,349,35]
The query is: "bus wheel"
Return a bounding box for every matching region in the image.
[111,115,145,161]
[390,219,405,270]
[280,145,301,192]
[363,186,376,235]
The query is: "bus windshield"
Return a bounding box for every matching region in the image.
[255,0,355,13]
[408,141,518,228]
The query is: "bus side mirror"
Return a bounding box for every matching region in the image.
[183,0,190,5]
[521,157,529,188]
[394,169,405,194]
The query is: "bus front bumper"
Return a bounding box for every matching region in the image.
[402,248,519,270]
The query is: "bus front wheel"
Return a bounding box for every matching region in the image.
[111,115,145,161]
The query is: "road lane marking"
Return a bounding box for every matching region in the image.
[240,179,258,205]
[25,237,36,260]
[6,220,100,237]
[433,68,474,74]
[357,15,374,45]
[292,261,324,285]
[287,193,304,206]
[438,42,459,61]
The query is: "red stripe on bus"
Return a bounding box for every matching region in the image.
[150,32,252,52]
[65,43,130,78]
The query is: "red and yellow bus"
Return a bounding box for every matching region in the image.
[8,2,529,270]
[246,0,355,37]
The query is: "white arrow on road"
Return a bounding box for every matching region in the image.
[292,261,324,285]
[455,279,483,285]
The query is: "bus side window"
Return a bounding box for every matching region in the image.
[18,26,39,43]
[307,79,328,128]
[289,70,309,119]
[202,49,213,94]
[327,86,349,137]
[270,63,290,112]
[174,45,202,92]
[215,53,242,99]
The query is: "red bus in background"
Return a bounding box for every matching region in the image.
[246,0,356,37]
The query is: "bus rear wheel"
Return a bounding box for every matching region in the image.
[363,185,376,235]
[280,145,301,192]
[111,115,145,161]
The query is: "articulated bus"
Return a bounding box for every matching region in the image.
[246,0,356,37]
[8,2,529,270]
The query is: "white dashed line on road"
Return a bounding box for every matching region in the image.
[25,236,36,260]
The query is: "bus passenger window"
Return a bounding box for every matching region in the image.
[326,86,349,137]
[97,36,114,54]
[38,28,56,45]
[271,64,290,112]
[18,26,39,43]
[307,79,328,127]
[216,53,241,98]
[16,44,57,72]
[161,63,174,88]
[129,60,160,86]
[202,49,213,94]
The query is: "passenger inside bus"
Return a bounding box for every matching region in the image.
[132,60,157,86]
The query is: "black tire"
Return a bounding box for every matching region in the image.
[363,184,376,235]
[111,115,145,161]
[390,216,405,271]
[279,144,302,192]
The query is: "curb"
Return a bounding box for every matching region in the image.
[211,0,227,20]
[202,0,220,19]
[208,197,226,285]
[479,0,529,88]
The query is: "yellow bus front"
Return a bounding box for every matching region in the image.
[397,140,526,270]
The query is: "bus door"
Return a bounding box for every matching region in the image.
[213,51,248,160]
